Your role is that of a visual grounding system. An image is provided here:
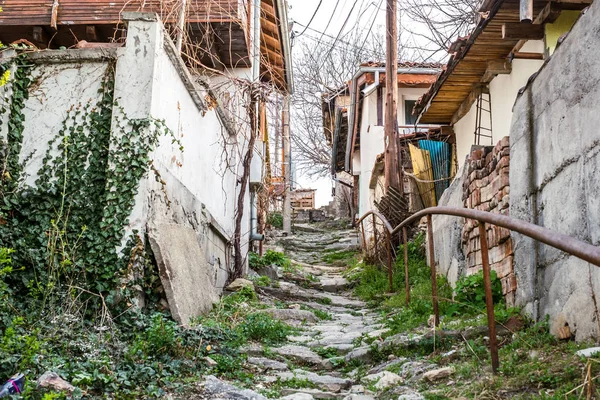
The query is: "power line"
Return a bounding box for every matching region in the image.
[295,0,324,37]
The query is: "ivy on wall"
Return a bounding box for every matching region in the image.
[0,54,182,312]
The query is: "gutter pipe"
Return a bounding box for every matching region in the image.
[275,0,294,93]
[344,66,440,171]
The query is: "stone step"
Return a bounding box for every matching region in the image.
[276,370,354,393]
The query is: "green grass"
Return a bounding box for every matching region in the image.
[321,250,357,264]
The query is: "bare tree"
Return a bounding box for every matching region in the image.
[291,26,387,178]
[399,0,480,60]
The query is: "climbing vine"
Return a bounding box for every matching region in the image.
[0,55,182,313]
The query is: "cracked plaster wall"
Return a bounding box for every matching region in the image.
[510,1,600,340]
[0,14,252,296]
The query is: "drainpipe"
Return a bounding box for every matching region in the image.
[249,0,264,242]
[344,66,440,172]
[252,0,261,81]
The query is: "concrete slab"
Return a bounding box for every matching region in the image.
[148,224,218,326]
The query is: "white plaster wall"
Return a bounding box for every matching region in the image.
[358,93,382,217]
[150,47,240,236]
[2,60,110,187]
[453,40,545,166]
[356,85,431,217]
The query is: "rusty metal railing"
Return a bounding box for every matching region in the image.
[357,206,600,373]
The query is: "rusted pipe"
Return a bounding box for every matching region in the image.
[479,222,499,373]
[390,206,600,268]
[360,220,367,257]
[427,215,440,327]
[372,214,378,258]
[355,210,394,232]
[386,230,394,292]
[403,226,410,305]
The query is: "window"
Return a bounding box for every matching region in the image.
[404,100,417,125]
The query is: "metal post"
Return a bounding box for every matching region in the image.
[386,231,393,292]
[427,215,440,327]
[403,226,410,306]
[360,221,367,257]
[479,222,499,373]
[372,214,378,258]
[520,0,533,22]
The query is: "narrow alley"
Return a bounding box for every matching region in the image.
[194,223,442,400]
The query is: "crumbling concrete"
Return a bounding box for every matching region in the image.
[510,0,600,340]
[148,224,219,326]
[430,162,467,287]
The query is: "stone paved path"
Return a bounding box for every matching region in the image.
[196,225,431,400]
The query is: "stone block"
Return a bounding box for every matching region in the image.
[148,224,218,326]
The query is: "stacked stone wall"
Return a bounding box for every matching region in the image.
[461,136,515,305]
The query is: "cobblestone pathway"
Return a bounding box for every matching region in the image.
[196,224,432,400]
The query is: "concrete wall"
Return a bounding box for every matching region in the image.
[0,50,112,187]
[0,14,259,297]
[453,40,544,167]
[117,15,253,288]
[431,162,468,287]
[510,0,600,340]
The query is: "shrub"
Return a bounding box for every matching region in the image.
[237,313,294,344]
[267,212,283,229]
[249,250,291,271]
[452,269,503,313]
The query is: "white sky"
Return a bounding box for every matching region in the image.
[287,0,388,207]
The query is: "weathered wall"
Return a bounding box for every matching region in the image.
[0,13,258,319]
[431,162,467,287]
[453,41,544,167]
[0,50,114,186]
[116,14,252,289]
[510,1,600,340]
[355,87,430,218]
[461,137,515,304]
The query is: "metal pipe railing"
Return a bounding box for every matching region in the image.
[357,206,600,374]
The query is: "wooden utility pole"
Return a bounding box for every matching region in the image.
[384,0,401,194]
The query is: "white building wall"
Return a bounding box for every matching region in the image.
[355,85,431,217]
[0,15,262,292]
[453,40,545,165]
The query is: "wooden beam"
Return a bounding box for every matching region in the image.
[451,84,484,125]
[512,51,544,59]
[513,1,562,52]
[502,22,545,40]
[481,59,512,83]
[50,0,59,30]
[86,25,97,41]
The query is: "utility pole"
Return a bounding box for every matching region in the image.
[384,0,402,194]
[282,94,292,233]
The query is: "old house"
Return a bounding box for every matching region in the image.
[323,62,442,231]
[0,0,292,325]
[415,0,600,339]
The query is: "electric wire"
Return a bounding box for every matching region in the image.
[295,0,324,37]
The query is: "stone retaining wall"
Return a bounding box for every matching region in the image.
[461,136,516,305]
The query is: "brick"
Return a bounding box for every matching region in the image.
[504,291,515,307]
[501,273,518,295]
[492,255,514,279]
[497,156,510,171]
[499,136,510,149]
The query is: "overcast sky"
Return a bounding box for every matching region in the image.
[287,0,388,207]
